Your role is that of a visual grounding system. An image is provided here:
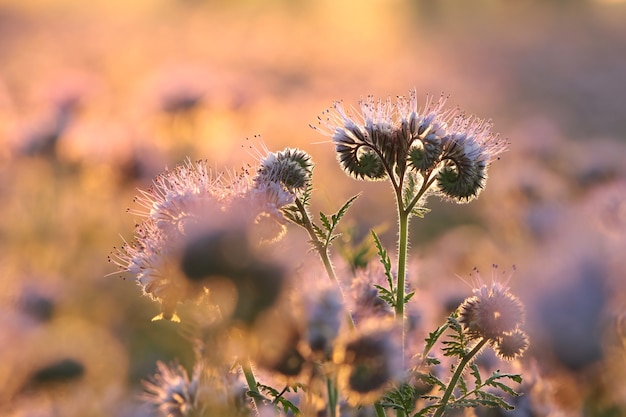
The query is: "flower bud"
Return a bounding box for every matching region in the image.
[495,329,530,361]
[256,147,313,192]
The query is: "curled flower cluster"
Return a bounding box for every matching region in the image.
[111,150,313,322]
[313,89,507,202]
[459,269,529,360]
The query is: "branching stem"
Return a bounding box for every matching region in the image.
[432,338,489,417]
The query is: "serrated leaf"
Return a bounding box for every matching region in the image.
[457,374,468,395]
[425,322,449,351]
[319,211,332,233]
[486,380,521,397]
[371,230,394,287]
[379,383,418,413]
[413,403,439,417]
[416,372,446,390]
[469,362,482,386]
[474,391,515,410]
[422,356,441,366]
[486,370,523,385]
[334,193,360,224]
[312,223,326,241]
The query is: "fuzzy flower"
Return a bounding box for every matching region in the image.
[313,89,507,203]
[180,228,286,326]
[347,264,394,324]
[112,219,205,322]
[437,116,508,202]
[495,329,530,361]
[304,285,344,357]
[459,281,525,340]
[142,361,200,417]
[255,147,313,193]
[112,150,300,321]
[334,321,403,405]
[458,266,529,361]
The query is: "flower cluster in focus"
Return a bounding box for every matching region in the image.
[313,89,508,203]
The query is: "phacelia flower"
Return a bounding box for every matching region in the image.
[142,361,200,417]
[180,228,286,326]
[495,329,530,361]
[305,285,344,357]
[313,89,508,204]
[458,266,529,361]
[334,321,403,405]
[437,116,508,202]
[459,281,525,340]
[112,150,300,321]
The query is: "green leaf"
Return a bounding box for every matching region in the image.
[371,230,394,287]
[312,223,326,241]
[373,284,396,307]
[469,362,482,386]
[379,383,418,413]
[316,194,360,248]
[457,374,468,396]
[334,194,360,226]
[416,372,446,391]
[319,211,332,233]
[424,322,449,352]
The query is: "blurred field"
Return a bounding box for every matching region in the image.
[1,0,626,415]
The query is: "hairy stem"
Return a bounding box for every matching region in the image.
[294,197,355,330]
[241,358,263,413]
[432,338,489,417]
[395,209,409,319]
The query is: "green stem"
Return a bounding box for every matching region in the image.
[395,209,409,319]
[241,358,263,413]
[432,338,489,417]
[294,198,355,330]
[327,376,338,417]
[375,403,387,417]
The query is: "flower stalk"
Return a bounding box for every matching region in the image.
[432,338,489,417]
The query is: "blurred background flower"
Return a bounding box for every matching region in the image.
[1,0,626,415]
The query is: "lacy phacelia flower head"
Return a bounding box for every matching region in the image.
[436,116,508,202]
[142,361,199,417]
[334,321,403,405]
[313,89,507,203]
[255,147,313,193]
[111,155,294,321]
[458,266,529,361]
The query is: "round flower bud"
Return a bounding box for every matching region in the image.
[495,329,530,361]
[256,148,313,192]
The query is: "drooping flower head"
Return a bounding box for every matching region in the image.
[313,89,508,204]
[437,115,508,202]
